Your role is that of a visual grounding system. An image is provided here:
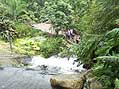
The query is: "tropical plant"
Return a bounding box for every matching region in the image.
[40,0,74,34]
[14,38,42,55]
[0,0,27,21]
[76,0,119,34]
[39,37,65,58]
[14,22,41,38]
[74,27,119,89]
[75,27,119,64]
[95,28,119,56]
[68,0,90,23]
[14,36,65,57]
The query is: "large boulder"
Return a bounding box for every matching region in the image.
[50,70,102,89]
[50,73,85,89]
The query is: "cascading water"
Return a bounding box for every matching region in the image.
[0,55,85,89]
[28,56,85,74]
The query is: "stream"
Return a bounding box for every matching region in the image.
[0,55,84,89]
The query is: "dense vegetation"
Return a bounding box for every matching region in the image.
[0,0,119,88]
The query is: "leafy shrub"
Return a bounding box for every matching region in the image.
[115,78,119,89]
[40,0,73,34]
[14,36,65,57]
[74,28,119,88]
[39,37,65,58]
[14,37,45,55]
[93,28,119,88]
[93,63,118,89]
[74,34,101,64]
[15,23,42,38]
[95,28,119,56]
[0,20,17,41]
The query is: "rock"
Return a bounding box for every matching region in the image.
[85,77,102,89]
[25,68,35,71]
[39,65,48,70]
[90,79,102,89]
[50,73,85,89]
[84,71,102,89]
[0,66,4,70]
[50,70,102,89]
[83,64,91,69]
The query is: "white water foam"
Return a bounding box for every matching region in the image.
[29,56,85,74]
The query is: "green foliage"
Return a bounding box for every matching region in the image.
[72,2,119,88]
[75,34,101,64]
[92,28,119,88]
[96,28,119,56]
[14,37,65,57]
[14,23,41,38]
[0,20,17,41]
[0,21,42,41]
[59,46,74,58]
[68,0,90,23]
[75,26,119,89]
[93,60,119,89]
[93,0,119,33]
[0,0,27,21]
[115,78,119,89]
[40,0,74,34]
[14,37,44,55]
[76,0,102,34]
[1,0,119,88]
[95,56,119,63]
[24,0,45,22]
[0,0,38,23]
[76,0,119,34]
[39,37,65,58]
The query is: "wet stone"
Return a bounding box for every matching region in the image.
[50,74,85,89]
[0,66,4,70]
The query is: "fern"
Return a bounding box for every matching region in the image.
[75,34,101,64]
[95,28,119,56]
[94,56,119,63]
